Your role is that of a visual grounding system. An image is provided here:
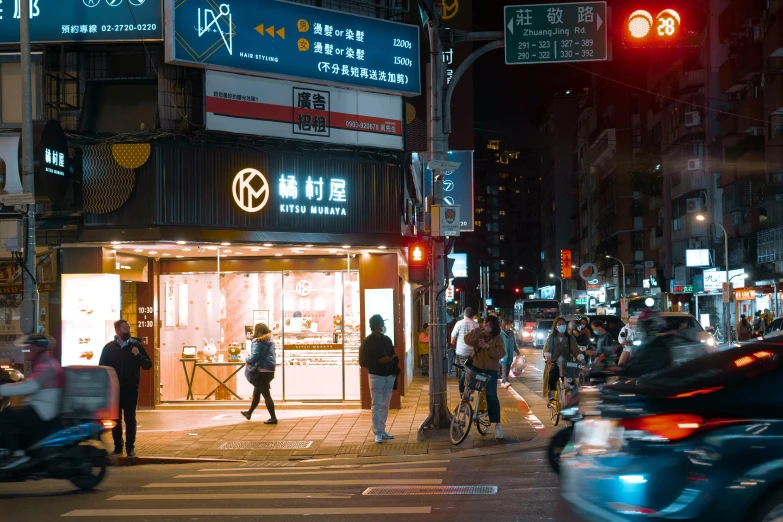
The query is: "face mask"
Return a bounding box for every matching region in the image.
[381,326,387,335]
[593,330,599,336]
[120,332,131,342]
[483,327,493,334]
[557,325,567,334]
[578,325,585,331]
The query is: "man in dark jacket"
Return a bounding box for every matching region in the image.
[359,314,399,444]
[99,319,152,458]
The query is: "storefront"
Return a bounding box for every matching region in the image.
[59,142,416,408]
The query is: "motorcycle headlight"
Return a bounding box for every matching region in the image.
[706,338,715,347]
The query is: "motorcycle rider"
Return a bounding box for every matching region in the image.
[591,320,617,363]
[0,335,63,469]
[614,311,677,377]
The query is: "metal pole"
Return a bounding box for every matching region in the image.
[20,0,38,335]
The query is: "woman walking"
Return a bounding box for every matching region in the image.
[463,315,506,439]
[499,318,519,388]
[241,323,278,424]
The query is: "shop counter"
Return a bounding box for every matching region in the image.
[181,359,246,400]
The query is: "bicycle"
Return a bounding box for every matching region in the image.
[449,362,492,445]
[546,360,583,426]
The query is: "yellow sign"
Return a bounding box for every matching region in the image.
[298,38,310,51]
[442,0,459,20]
[297,19,309,32]
[255,24,285,38]
[735,289,756,301]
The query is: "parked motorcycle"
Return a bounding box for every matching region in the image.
[0,365,119,490]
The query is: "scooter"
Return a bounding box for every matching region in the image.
[0,365,24,412]
[0,365,119,490]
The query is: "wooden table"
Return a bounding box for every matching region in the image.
[180,359,246,400]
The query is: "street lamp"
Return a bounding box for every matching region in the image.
[549,273,564,300]
[695,213,731,342]
[605,255,626,299]
[518,266,539,297]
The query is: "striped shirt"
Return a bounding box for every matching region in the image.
[452,318,479,357]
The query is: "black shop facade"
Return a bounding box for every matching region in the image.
[61,141,416,409]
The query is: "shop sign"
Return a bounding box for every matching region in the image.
[167,0,421,96]
[422,151,475,232]
[561,250,572,279]
[575,298,587,305]
[18,120,70,203]
[735,288,756,301]
[671,284,694,294]
[703,268,746,292]
[205,71,403,150]
[232,168,348,217]
[0,282,55,295]
[283,343,340,351]
[0,0,162,44]
[539,285,556,299]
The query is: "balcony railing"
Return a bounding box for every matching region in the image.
[588,128,616,167]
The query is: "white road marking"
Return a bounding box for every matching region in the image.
[175,467,447,478]
[197,460,451,472]
[108,493,353,501]
[361,459,451,468]
[144,478,443,488]
[62,507,432,517]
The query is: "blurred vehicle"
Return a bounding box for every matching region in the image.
[533,319,554,348]
[513,299,560,346]
[763,317,783,340]
[564,314,625,342]
[655,312,717,363]
[560,340,783,522]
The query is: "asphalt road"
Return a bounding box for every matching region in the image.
[1,450,585,521]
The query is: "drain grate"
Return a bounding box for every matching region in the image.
[219,441,313,450]
[363,485,498,496]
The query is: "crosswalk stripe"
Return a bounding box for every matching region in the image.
[108,493,354,501]
[144,478,443,488]
[198,459,452,472]
[62,507,433,517]
[174,467,447,478]
[360,459,451,468]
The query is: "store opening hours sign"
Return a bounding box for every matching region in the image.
[206,71,403,149]
[166,0,420,96]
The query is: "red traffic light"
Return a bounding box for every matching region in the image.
[514,287,521,293]
[408,242,428,283]
[625,8,680,45]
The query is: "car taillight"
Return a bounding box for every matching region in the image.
[102,420,117,430]
[620,414,703,441]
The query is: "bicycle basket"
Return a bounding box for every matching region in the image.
[464,365,491,392]
[564,361,583,380]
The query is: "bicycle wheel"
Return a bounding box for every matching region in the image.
[450,400,473,445]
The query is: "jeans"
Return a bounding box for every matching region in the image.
[248,372,276,420]
[112,387,139,452]
[501,364,511,384]
[483,369,501,423]
[0,406,42,451]
[369,374,395,435]
[456,355,471,394]
[446,348,456,375]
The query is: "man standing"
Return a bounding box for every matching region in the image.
[359,315,399,444]
[591,319,617,363]
[99,319,152,458]
[451,307,478,394]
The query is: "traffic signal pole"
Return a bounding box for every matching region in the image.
[417,0,502,439]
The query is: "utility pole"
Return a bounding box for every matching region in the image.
[417,0,503,439]
[20,0,39,335]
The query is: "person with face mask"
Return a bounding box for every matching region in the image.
[590,319,617,364]
[542,317,583,400]
[0,334,63,468]
[462,315,507,439]
[359,314,399,444]
[99,319,152,458]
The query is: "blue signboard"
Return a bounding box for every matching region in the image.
[0,0,162,44]
[448,253,467,278]
[166,0,420,96]
[423,151,474,232]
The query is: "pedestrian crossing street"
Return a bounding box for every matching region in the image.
[60,459,481,518]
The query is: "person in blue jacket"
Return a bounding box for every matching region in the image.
[241,323,277,424]
[499,318,520,388]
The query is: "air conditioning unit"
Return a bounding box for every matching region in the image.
[748,126,765,137]
[686,197,703,213]
[684,111,701,127]
[687,158,703,171]
[688,238,703,249]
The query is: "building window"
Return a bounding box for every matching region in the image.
[692,142,704,157]
[475,220,482,227]
[499,210,506,216]
[488,140,500,151]
[673,217,682,231]
[499,186,506,191]
[500,272,506,278]
[500,259,505,264]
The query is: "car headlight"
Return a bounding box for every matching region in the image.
[632,340,641,346]
[706,338,715,347]
[537,333,545,339]
[522,331,532,338]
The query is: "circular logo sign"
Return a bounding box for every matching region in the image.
[579,263,599,282]
[232,168,269,213]
[295,280,312,297]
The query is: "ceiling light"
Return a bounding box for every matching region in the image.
[236,252,244,255]
[263,243,273,247]
[223,249,232,253]
[162,253,171,256]
[378,245,387,249]
[111,241,121,245]
[221,242,230,246]
[342,245,350,249]
[176,255,184,258]
[306,244,313,247]
[182,248,191,251]
[134,249,143,253]
[207,247,217,251]
[176,241,187,245]
[275,253,283,257]
[148,251,158,254]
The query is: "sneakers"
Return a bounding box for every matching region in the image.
[494,424,504,440]
[241,411,252,420]
[382,431,394,440]
[503,382,512,389]
[111,448,123,456]
[264,418,278,425]
[126,448,137,458]
[375,433,384,444]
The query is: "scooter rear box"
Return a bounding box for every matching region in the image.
[61,365,119,420]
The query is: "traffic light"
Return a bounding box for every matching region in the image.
[514,287,521,294]
[625,8,681,46]
[408,242,428,283]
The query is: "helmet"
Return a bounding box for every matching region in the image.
[14,334,49,352]
[637,309,667,335]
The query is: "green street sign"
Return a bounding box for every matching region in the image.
[504,2,608,65]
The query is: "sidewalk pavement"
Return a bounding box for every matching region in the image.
[118,373,550,463]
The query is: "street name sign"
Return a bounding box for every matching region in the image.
[504,2,608,65]
[428,159,461,172]
[166,0,421,96]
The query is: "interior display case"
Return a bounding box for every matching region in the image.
[159,268,360,402]
[61,274,120,367]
